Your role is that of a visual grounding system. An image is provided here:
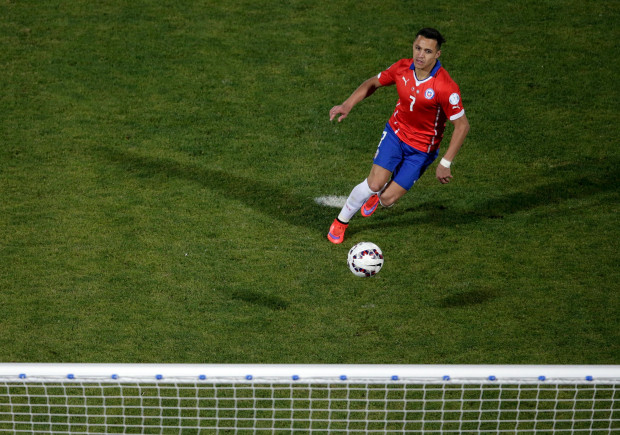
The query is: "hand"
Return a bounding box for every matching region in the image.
[436,163,453,184]
[329,105,350,122]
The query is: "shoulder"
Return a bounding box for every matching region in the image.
[434,66,462,96]
[393,58,414,70]
[381,58,413,73]
[435,66,460,88]
[378,59,412,84]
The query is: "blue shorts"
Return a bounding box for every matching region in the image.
[373,123,438,190]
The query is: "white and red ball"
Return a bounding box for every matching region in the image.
[347,242,384,277]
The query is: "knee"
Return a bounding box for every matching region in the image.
[367,179,385,193]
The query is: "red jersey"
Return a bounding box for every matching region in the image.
[377,59,465,153]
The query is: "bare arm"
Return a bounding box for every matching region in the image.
[329,76,383,122]
[436,114,470,184]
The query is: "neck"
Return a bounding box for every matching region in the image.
[416,71,430,80]
[416,60,437,80]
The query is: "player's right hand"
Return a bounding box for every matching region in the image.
[329,105,350,122]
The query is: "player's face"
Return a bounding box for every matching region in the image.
[412,36,440,71]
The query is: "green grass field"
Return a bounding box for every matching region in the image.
[1,0,618,365]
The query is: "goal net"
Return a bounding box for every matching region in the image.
[1,364,618,434]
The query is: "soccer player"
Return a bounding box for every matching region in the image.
[327,28,470,244]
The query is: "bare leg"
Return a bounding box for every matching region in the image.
[366,164,392,192]
[378,181,407,206]
[367,164,407,206]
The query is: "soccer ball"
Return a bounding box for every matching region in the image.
[347,242,384,277]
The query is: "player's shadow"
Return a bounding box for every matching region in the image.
[100,146,617,237]
[99,146,334,232]
[355,157,618,231]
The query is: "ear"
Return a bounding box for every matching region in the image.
[435,49,441,59]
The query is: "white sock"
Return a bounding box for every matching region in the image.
[337,179,378,223]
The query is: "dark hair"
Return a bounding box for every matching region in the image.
[416,28,446,49]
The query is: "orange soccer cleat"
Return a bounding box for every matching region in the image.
[361,194,380,217]
[327,219,348,244]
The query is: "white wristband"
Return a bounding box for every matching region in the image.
[440,158,452,168]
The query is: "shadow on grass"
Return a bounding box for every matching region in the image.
[99,146,335,233]
[231,289,289,311]
[101,147,618,236]
[362,157,619,230]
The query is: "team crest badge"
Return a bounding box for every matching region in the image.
[425,88,435,99]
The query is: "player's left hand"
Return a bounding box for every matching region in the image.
[436,164,453,184]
